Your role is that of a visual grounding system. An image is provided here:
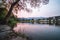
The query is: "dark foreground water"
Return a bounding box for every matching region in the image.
[13,23,60,40]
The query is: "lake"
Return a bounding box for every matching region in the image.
[13,23,60,40]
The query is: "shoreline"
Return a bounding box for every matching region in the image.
[0,25,30,40]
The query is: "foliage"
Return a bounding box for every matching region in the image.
[0,8,7,21]
[1,0,49,13]
[8,16,18,27]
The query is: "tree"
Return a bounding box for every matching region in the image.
[1,0,49,24]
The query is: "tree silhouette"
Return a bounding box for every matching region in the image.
[1,0,49,24]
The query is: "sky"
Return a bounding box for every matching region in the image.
[16,0,60,18]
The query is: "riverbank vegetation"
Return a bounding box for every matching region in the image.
[0,8,18,26]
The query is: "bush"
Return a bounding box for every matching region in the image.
[8,16,18,27]
[0,8,7,21]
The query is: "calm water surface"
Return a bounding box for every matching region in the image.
[13,23,60,40]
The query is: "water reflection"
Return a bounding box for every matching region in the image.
[13,23,60,40]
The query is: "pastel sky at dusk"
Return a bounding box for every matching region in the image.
[16,0,60,18]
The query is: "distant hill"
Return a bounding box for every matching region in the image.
[17,17,46,20]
